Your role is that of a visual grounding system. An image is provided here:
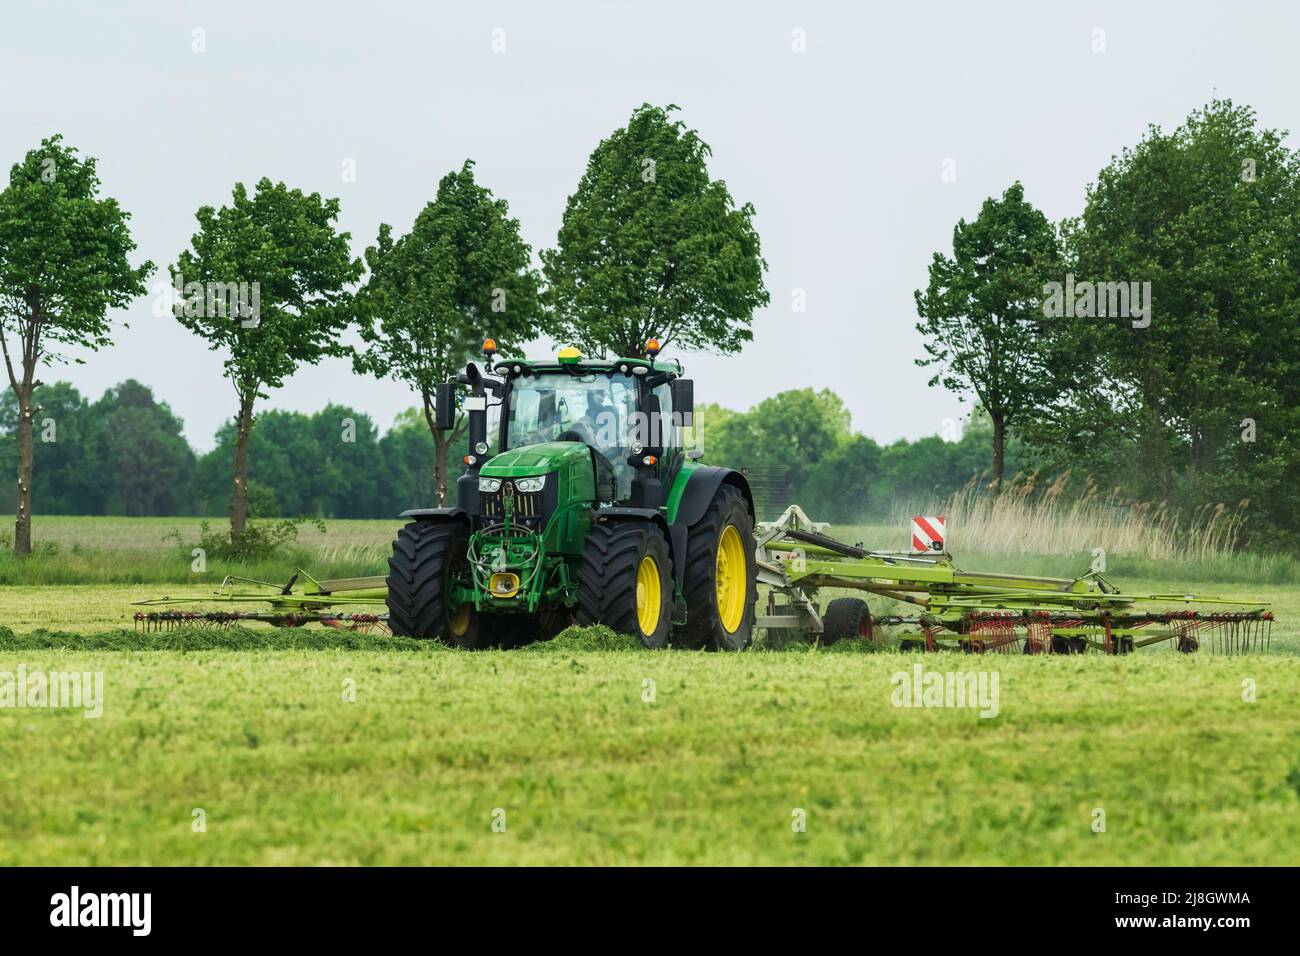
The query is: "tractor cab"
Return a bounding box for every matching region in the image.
[442,340,694,514]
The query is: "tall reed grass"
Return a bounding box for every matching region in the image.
[905,471,1250,561]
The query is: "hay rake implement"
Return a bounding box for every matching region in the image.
[133,571,389,632]
[755,507,1272,654]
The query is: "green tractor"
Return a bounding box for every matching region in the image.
[385,339,757,650]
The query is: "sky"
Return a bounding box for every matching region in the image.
[2,0,1297,451]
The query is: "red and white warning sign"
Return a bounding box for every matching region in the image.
[911,515,947,553]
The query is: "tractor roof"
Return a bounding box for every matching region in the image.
[493,353,684,378]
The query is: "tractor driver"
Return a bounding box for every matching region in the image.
[559,387,619,450]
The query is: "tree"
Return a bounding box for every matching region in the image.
[192,406,387,519]
[92,380,195,516]
[1042,100,1300,540]
[0,135,152,553]
[542,103,769,358]
[914,182,1060,488]
[700,388,851,508]
[803,434,882,523]
[172,179,362,535]
[377,406,466,514]
[353,162,541,504]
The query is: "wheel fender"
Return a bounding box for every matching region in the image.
[672,467,754,528]
[399,507,472,529]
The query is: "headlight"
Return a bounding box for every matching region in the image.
[479,477,502,493]
[515,475,546,494]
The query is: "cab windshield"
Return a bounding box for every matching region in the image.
[506,370,639,499]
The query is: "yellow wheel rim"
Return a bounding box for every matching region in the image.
[635,555,662,637]
[448,603,471,638]
[715,524,746,633]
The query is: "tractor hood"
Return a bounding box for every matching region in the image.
[481,441,592,478]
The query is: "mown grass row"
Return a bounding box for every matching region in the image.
[0,624,890,654]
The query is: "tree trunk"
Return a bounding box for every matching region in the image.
[230,395,255,535]
[423,386,462,507]
[14,386,33,556]
[991,412,1006,491]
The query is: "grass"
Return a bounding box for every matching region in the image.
[1,639,1297,865]
[1,514,1296,866]
[0,515,399,585]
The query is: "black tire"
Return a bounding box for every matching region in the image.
[575,521,672,648]
[822,597,872,645]
[387,520,479,645]
[675,484,757,651]
[1050,635,1088,655]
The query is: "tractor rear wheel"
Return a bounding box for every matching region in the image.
[822,597,872,645]
[675,484,757,651]
[575,521,672,648]
[387,520,479,645]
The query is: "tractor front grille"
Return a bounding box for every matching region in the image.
[479,479,555,524]
[481,488,542,519]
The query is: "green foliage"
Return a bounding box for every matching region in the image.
[0,382,462,521]
[0,382,102,513]
[915,182,1061,483]
[91,380,195,515]
[0,380,193,515]
[172,178,362,399]
[698,387,1012,522]
[0,135,153,365]
[803,434,881,522]
[1,376,1013,530]
[355,160,541,394]
[1031,100,1300,548]
[353,161,542,501]
[542,104,769,357]
[706,388,850,492]
[192,403,454,518]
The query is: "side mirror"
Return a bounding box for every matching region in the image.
[671,378,694,425]
[434,382,457,430]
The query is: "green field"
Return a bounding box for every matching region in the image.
[1,637,1297,865]
[1,516,1297,865]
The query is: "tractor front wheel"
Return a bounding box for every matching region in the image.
[675,484,757,651]
[576,521,672,648]
[387,520,479,645]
